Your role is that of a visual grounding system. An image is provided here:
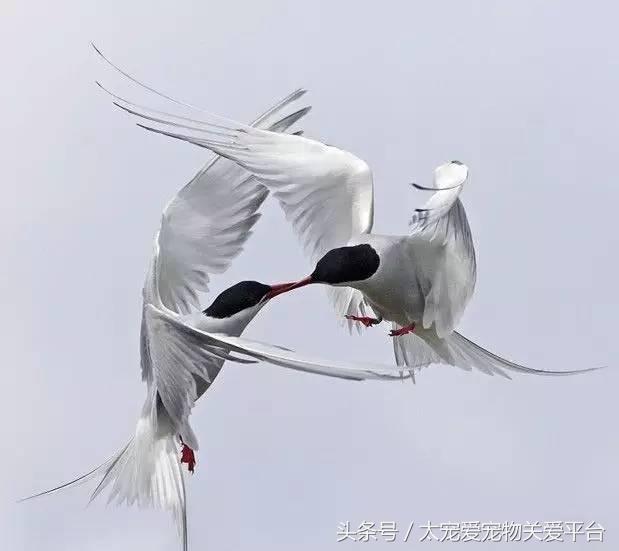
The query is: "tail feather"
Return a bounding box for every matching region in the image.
[392,323,603,378]
[17,452,119,503]
[448,331,603,377]
[20,399,189,551]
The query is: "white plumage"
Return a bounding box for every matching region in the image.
[22,84,408,551]
[107,74,600,381]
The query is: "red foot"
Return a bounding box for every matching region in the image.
[389,323,416,337]
[180,443,196,473]
[345,315,381,328]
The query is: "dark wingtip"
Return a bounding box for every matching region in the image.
[290,88,308,100]
[112,102,143,118]
[412,183,436,191]
[136,122,155,132]
[94,80,116,99]
[412,181,464,192]
[134,123,204,148]
[291,105,312,120]
[567,365,607,374]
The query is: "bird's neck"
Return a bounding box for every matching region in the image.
[192,312,252,336]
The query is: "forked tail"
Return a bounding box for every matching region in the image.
[20,395,189,550]
[444,331,602,378]
[392,323,603,378]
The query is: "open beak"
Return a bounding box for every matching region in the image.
[264,276,314,300]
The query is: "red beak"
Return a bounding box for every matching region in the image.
[264,276,314,300]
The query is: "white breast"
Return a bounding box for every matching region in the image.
[348,234,426,326]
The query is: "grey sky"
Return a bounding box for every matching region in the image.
[2,1,617,550]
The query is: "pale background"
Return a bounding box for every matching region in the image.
[2,1,617,550]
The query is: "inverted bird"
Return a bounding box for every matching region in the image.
[99,70,601,381]
[21,87,409,551]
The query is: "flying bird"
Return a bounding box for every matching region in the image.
[21,85,410,551]
[99,69,601,381]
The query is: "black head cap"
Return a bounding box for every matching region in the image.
[311,244,380,285]
[203,280,271,319]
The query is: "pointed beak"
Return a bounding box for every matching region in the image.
[264,276,314,300]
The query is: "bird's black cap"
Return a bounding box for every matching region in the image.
[203,281,271,319]
[311,244,380,285]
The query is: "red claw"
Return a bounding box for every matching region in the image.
[180,442,196,473]
[389,323,416,337]
[345,315,381,328]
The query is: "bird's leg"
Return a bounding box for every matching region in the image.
[345,315,382,328]
[389,323,416,337]
[179,438,196,473]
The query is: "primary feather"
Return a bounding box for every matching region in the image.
[106,83,600,382]
[23,61,414,551]
[22,75,312,551]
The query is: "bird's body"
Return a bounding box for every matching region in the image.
[22,47,603,551]
[111,84,599,380]
[31,90,314,549]
[346,233,427,327]
[358,194,476,332]
[23,84,410,551]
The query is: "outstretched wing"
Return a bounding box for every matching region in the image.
[148,304,412,382]
[122,86,310,410]
[407,161,476,337]
[141,304,257,448]
[102,89,374,330]
[139,89,311,314]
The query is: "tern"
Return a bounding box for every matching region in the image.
[98,68,600,381]
[21,87,409,551]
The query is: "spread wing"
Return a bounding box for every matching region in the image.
[139,89,311,314]
[148,304,412,382]
[102,90,375,331]
[126,87,310,427]
[141,304,256,448]
[407,161,476,337]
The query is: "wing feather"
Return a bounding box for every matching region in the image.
[149,305,413,382]
[142,304,257,446]
[132,88,310,396]
[142,90,311,314]
[103,90,374,327]
[408,162,476,337]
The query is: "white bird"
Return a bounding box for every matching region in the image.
[101,69,601,382]
[21,84,411,550]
